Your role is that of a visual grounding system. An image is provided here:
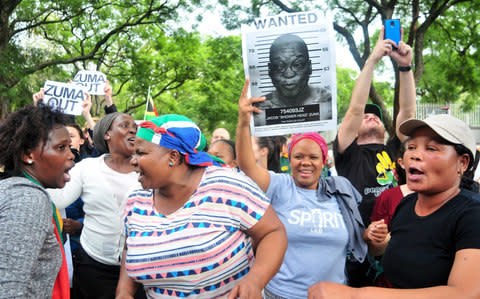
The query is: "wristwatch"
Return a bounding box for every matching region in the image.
[398,65,412,72]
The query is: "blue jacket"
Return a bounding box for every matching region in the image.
[318,176,367,263]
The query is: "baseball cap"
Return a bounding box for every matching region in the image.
[399,114,476,158]
[364,103,383,121]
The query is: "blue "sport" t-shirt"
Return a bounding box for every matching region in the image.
[265,172,349,299]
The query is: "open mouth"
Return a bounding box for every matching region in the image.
[299,169,313,177]
[127,137,136,145]
[63,165,73,182]
[408,167,424,180]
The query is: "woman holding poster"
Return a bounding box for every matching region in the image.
[236,80,376,299]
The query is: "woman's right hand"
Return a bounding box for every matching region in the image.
[33,88,45,106]
[238,79,265,127]
[365,219,388,243]
[82,92,92,117]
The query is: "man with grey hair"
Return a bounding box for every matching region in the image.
[210,127,230,144]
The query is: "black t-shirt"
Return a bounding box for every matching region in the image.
[383,190,480,288]
[333,136,400,225]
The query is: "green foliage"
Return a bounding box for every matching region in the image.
[418,1,480,110]
[335,66,357,122]
[336,66,393,123]
[0,0,190,116]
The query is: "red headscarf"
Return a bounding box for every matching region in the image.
[287,132,328,165]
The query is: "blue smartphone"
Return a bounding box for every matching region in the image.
[384,19,401,47]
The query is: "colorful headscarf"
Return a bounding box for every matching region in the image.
[136,114,213,166]
[287,132,328,165]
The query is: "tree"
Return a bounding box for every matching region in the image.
[0,0,192,118]
[150,35,245,140]
[418,2,480,110]
[217,0,478,135]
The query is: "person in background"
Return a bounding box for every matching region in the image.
[0,104,74,299]
[63,122,87,258]
[33,79,118,156]
[47,112,146,299]
[251,136,281,173]
[333,26,416,287]
[365,140,413,287]
[237,80,371,298]
[207,139,238,168]
[116,114,287,298]
[274,135,291,174]
[210,127,230,144]
[308,114,480,298]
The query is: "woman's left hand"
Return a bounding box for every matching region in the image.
[227,277,263,299]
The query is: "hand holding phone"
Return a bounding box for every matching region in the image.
[384,19,401,48]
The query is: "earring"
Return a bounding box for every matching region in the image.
[168,162,173,167]
[105,136,111,140]
[27,160,33,165]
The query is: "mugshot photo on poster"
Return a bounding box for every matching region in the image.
[253,33,332,126]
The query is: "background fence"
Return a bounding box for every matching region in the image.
[388,103,480,127]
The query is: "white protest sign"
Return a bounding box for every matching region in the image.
[43,80,86,116]
[73,70,106,95]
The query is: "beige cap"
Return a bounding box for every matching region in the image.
[399,114,476,158]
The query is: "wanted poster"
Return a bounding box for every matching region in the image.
[242,11,337,136]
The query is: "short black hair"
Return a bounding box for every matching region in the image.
[211,139,236,159]
[0,104,70,177]
[256,137,281,173]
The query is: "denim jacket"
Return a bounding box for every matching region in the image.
[318,176,367,262]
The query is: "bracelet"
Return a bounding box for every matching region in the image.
[398,65,412,72]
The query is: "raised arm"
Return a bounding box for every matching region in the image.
[308,249,480,299]
[236,79,271,192]
[104,80,118,114]
[32,88,44,106]
[390,33,416,142]
[82,92,96,131]
[337,27,394,153]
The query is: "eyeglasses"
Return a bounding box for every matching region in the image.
[270,58,309,74]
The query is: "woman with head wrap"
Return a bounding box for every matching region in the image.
[236,80,375,299]
[0,104,73,298]
[308,115,480,298]
[47,112,146,298]
[116,114,287,299]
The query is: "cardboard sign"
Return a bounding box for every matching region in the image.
[73,70,106,95]
[43,80,86,115]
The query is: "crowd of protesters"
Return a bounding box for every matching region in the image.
[1,24,480,299]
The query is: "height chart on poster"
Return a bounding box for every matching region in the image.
[242,11,337,136]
